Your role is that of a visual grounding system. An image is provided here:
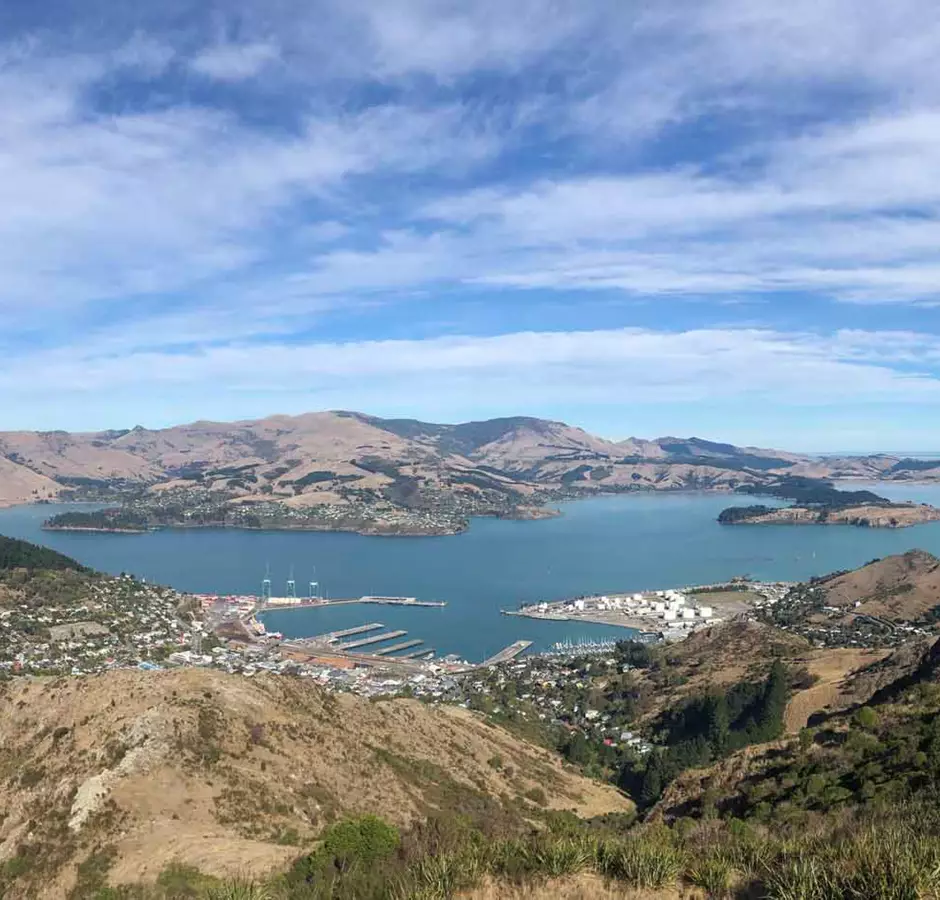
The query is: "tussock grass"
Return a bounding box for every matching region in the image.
[596,834,683,888]
[685,856,736,898]
[37,807,940,900]
[204,879,274,900]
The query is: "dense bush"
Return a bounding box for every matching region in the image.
[0,535,86,572]
[625,660,790,808]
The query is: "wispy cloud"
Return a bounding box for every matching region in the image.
[190,41,279,81]
[6,326,940,421]
[0,0,939,441]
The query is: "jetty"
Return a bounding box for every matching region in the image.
[337,630,407,651]
[359,596,446,607]
[375,638,424,656]
[481,640,533,667]
[320,623,384,641]
[262,596,447,610]
[400,647,434,659]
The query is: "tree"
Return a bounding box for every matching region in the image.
[754,659,788,741]
[639,752,667,807]
[0,536,86,573]
[320,815,400,872]
[563,732,592,766]
[705,692,730,756]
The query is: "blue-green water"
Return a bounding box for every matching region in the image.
[3,483,940,662]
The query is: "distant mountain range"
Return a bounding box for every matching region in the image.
[1,411,938,533]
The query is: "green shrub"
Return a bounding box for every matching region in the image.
[406,846,487,898]
[155,862,218,897]
[764,853,841,900]
[320,814,400,870]
[853,706,880,731]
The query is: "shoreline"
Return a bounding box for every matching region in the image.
[718,502,940,529]
[42,519,468,538]
[8,475,940,539]
[36,503,566,538]
[502,608,656,631]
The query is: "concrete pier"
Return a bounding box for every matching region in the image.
[338,630,407,651]
[481,640,533,667]
[400,647,434,659]
[374,639,424,656]
[322,623,384,641]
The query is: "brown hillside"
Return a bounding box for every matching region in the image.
[633,620,884,732]
[819,549,940,620]
[0,456,61,506]
[649,619,809,691]
[3,412,935,520]
[0,668,631,899]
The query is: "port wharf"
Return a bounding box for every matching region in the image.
[262,595,447,609]
[503,580,790,641]
[204,593,526,673]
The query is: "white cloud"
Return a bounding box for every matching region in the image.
[411,106,940,303]
[7,327,940,409]
[189,41,280,81]
[2,0,940,438]
[0,45,500,323]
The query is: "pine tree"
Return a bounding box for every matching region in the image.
[755,659,788,741]
[639,752,666,806]
[705,692,730,757]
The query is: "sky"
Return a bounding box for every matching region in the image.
[2,1,940,451]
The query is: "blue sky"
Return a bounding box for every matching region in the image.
[3,0,940,450]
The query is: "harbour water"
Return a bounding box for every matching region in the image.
[2,482,940,662]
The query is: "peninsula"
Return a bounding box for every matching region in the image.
[0,412,936,536]
[718,476,940,528]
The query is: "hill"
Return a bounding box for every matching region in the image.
[4,410,938,535]
[656,631,940,828]
[0,667,632,899]
[620,619,886,733]
[0,534,87,572]
[818,549,940,618]
[764,550,940,647]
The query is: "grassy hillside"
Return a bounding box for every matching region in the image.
[0,667,632,899]
[4,549,940,898]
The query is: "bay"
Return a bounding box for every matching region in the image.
[2,482,940,662]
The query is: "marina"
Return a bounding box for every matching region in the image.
[322,623,385,640]
[400,647,435,659]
